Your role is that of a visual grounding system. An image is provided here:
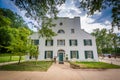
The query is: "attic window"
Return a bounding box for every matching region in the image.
[58,29,65,34]
[59,22,63,26]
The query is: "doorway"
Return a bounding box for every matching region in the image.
[58,49,65,64]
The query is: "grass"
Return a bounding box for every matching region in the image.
[0,56,25,63]
[0,61,53,71]
[73,61,120,69]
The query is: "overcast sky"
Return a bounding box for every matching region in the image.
[0,0,119,33]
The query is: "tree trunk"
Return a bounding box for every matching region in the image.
[18,55,22,64]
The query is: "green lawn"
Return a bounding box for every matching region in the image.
[0,56,25,63]
[0,61,53,71]
[73,61,120,69]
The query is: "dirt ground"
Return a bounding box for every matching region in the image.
[0,62,120,80]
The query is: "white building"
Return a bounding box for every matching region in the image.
[28,17,98,63]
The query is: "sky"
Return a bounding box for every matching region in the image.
[0,0,119,33]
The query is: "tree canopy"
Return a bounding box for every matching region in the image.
[11,0,120,31]
[0,8,29,28]
[91,28,120,56]
[79,0,120,31]
[0,8,31,54]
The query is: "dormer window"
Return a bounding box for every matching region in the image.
[57,29,65,34]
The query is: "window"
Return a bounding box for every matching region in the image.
[59,22,63,26]
[32,40,39,45]
[70,51,79,59]
[71,29,75,33]
[58,29,65,34]
[45,40,53,46]
[84,39,92,46]
[44,51,53,59]
[84,51,94,59]
[57,40,65,46]
[69,40,77,46]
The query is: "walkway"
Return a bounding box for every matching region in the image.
[0,62,120,80]
[0,60,25,66]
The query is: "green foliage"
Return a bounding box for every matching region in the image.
[6,27,31,64]
[27,43,39,60]
[79,0,120,30]
[0,9,11,27]
[39,18,57,39]
[12,0,65,21]
[0,8,28,28]
[0,8,32,63]
[0,27,14,53]
[0,61,53,71]
[11,0,64,38]
[91,28,120,54]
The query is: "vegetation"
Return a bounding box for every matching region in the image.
[0,55,25,63]
[11,0,120,31]
[79,0,120,30]
[0,8,36,64]
[70,61,120,69]
[91,28,120,56]
[0,61,53,71]
[0,8,54,64]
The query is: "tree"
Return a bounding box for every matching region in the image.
[11,0,65,22]
[11,0,120,31]
[91,28,108,55]
[0,8,31,54]
[0,8,28,28]
[0,9,11,27]
[0,27,13,53]
[91,28,120,56]
[79,0,120,30]
[11,0,65,38]
[7,27,31,64]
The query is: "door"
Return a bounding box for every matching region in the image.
[59,53,64,64]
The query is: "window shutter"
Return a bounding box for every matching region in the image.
[90,40,92,46]
[45,51,47,59]
[85,51,87,59]
[70,51,72,59]
[51,51,53,58]
[70,40,71,46]
[75,40,77,46]
[51,40,53,46]
[91,51,94,59]
[77,51,79,59]
[45,40,47,46]
[84,40,86,45]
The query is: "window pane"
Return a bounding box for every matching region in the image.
[57,40,65,46]
[58,29,65,34]
[84,39,92,46]
[70,40,77,46]
[46,40,53,46]
[71,51,78,59]
[71,29,74,33]
[33,40,39,45]
[45,51,53,59]
[84,51,93,59]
